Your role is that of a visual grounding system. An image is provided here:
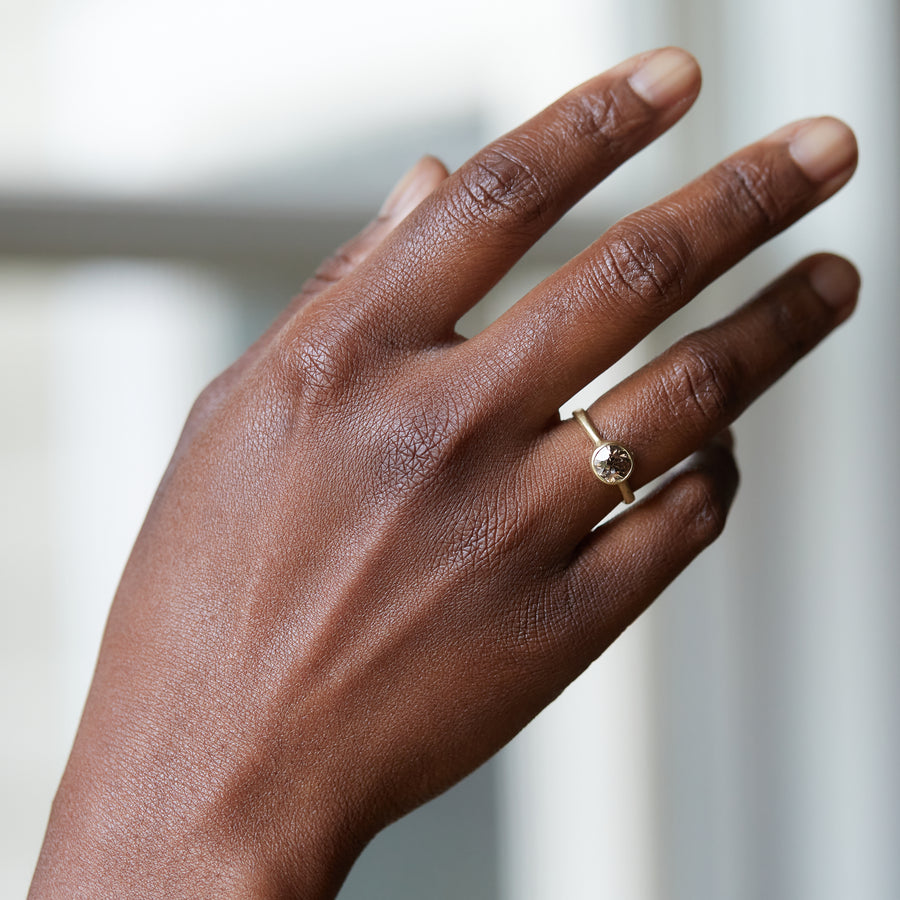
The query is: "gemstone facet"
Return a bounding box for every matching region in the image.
[590,443,633,484]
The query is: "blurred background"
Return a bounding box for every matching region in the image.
[2,0,898,897]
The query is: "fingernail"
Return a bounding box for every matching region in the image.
[380,158,431,219]
[628,48,700,109]
[808,256,861,310]
[788,117,857,182]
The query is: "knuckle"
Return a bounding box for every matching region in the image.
[768,280,829,356]
[453,141,552,233]
[564,89,629,146]
[592,219,689,317]
[383,405,456,486]
[678,467,734,548]
[717,157,787,230]
[366,380,532,565]
[662,337,740,427]
[371,383,477,492]
[271,311,359,408]
[187,372,231,424]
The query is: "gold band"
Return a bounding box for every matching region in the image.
[572,409,635,505]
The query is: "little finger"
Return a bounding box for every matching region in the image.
[550,433,739,663]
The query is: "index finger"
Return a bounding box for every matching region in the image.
[347,47,702,343]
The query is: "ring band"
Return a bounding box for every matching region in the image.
[572,409,635,505]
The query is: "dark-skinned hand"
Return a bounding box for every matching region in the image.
[30,47,859,899]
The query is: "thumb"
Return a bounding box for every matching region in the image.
[378,155,450,223]
[301,155,450,297]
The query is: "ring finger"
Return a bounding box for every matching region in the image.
[533,253,860,535]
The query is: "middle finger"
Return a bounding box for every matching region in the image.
[464,116,857,421]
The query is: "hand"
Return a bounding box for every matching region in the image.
[30,47,858,899]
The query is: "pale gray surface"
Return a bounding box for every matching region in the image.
[341,761,499,900]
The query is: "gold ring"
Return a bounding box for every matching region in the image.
[572,409,635,505]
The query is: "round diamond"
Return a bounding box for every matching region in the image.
[590,443,633,484]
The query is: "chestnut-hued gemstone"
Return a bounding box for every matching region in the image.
[591,443,633,484]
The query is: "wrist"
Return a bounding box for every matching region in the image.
[29,735,365,900]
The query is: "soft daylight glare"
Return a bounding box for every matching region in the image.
[41,0,512,192]
[3,0,634,195]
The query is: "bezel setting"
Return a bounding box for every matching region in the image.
[590,442,634,485]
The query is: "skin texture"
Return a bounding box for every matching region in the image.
[29,48,859,899]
